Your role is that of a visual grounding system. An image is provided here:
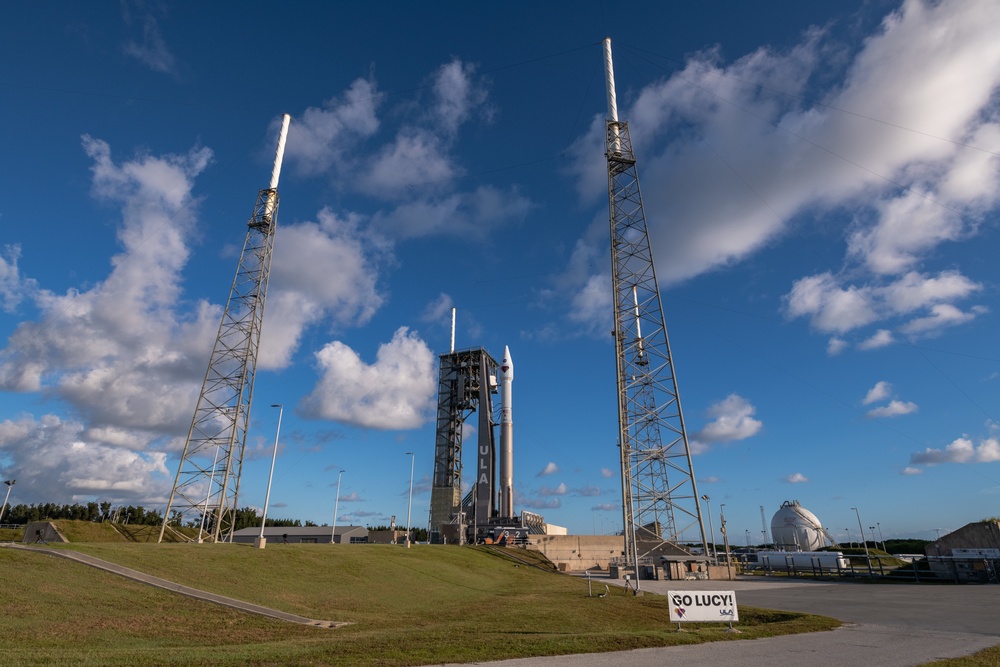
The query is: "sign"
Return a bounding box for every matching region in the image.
[667,590,738,623]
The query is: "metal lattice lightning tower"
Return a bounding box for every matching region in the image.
[159,114,291,543]
[603,39,708,577]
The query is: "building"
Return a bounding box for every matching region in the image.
[925,520,1000,583]
[230,525,368,545]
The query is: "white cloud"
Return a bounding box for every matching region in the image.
[866,400,918,418]
[901,466,923,475]
[827,337,848,356]
[432,59,493,135]
[537,462,559,477]
[600,467,616,478]
[694,394,762,443]
[566,0,1000,344]
[262,208,386,368]
[121,1,177,75]
[0,137,216,433]
[284,78,381,175]
[899,303,986,337]
[421,293,454,324]
[539,483,567,496]
[858,329,894,350]
[863,381,892,405]
[784,472,809,483]
[0,245,35,312]
[0,414,170,504]
[786,271,983,339]
[910,436,1000,465]
[300,327,437,430]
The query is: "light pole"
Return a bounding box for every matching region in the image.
[701,495,715,564]
[876,522,886,552]
[852,507,872,574]
[331,470,344,544]
[0,480,15,523]
[846,528,852,548]
[720,503,732,579]
[255,404,283,549]
[405,452,415,548]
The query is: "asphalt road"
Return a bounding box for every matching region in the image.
[441,575,1000,667]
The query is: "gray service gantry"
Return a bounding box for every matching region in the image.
[427,347,528,545]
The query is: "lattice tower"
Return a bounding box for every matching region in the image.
[159,115,290,543]
[603,40,708,577]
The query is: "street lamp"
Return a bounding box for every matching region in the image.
[331,470,345,544]
[720,503,732,579]
[255,404,283,549]
[701,494,715,563]
[0,480,15,523]
[846,528,852,548]
[405,452,415,548]
[852,507,872,574]
[876,522,886,552]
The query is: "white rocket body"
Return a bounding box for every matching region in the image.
[498,345,514,518]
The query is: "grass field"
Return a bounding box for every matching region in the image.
[2,539,840,667]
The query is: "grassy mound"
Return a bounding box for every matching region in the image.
[2,542,839,666]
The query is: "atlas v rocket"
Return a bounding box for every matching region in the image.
[498,345,514,518]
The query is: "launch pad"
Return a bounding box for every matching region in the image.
[428,345,532,544]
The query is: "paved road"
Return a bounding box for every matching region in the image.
[438,575,1000,667]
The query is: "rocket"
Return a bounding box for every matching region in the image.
[498,345,514,518]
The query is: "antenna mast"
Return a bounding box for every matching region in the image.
[603,39,708,584]
[159,114,291,543]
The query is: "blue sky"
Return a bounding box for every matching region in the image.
[2,0,999,544]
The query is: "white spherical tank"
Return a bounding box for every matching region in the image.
[770,500,827,551]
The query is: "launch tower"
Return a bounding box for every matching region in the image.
[159,115,291,543]
[428,347,498,544]
[603,39,708,578]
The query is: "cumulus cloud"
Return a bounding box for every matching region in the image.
[863,381,892,405]
[600,467,616,478]
[539,483,567,496]
[901,466,923,475]
[283,78,381,176]
[563,0,1000,344]
[862,381,918,418]
[0,414,171,504]
[858,329,895,350]
[262,208,386,368]
[520,497,561,510]
[694,394,762,444]
[867,399,918,418]
[537,462,559,477]
[784,472,809,483]
[299,327,437,430]
[910,436,1000,465]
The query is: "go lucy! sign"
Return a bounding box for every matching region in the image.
[667,590,739,623]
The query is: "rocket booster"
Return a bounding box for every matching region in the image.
[498,345,514,518]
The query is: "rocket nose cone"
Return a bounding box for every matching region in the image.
[501,345,513,380]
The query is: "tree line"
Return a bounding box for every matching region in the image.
[2,502,318,531]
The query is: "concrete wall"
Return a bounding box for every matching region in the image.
[22,521,66,543]
[926,521,1000,556]
[527,535,625,571]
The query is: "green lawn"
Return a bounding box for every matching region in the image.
[3,541,839,666]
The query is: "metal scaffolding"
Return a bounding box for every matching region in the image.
[603,40,708,579]
[159,115,289,543]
